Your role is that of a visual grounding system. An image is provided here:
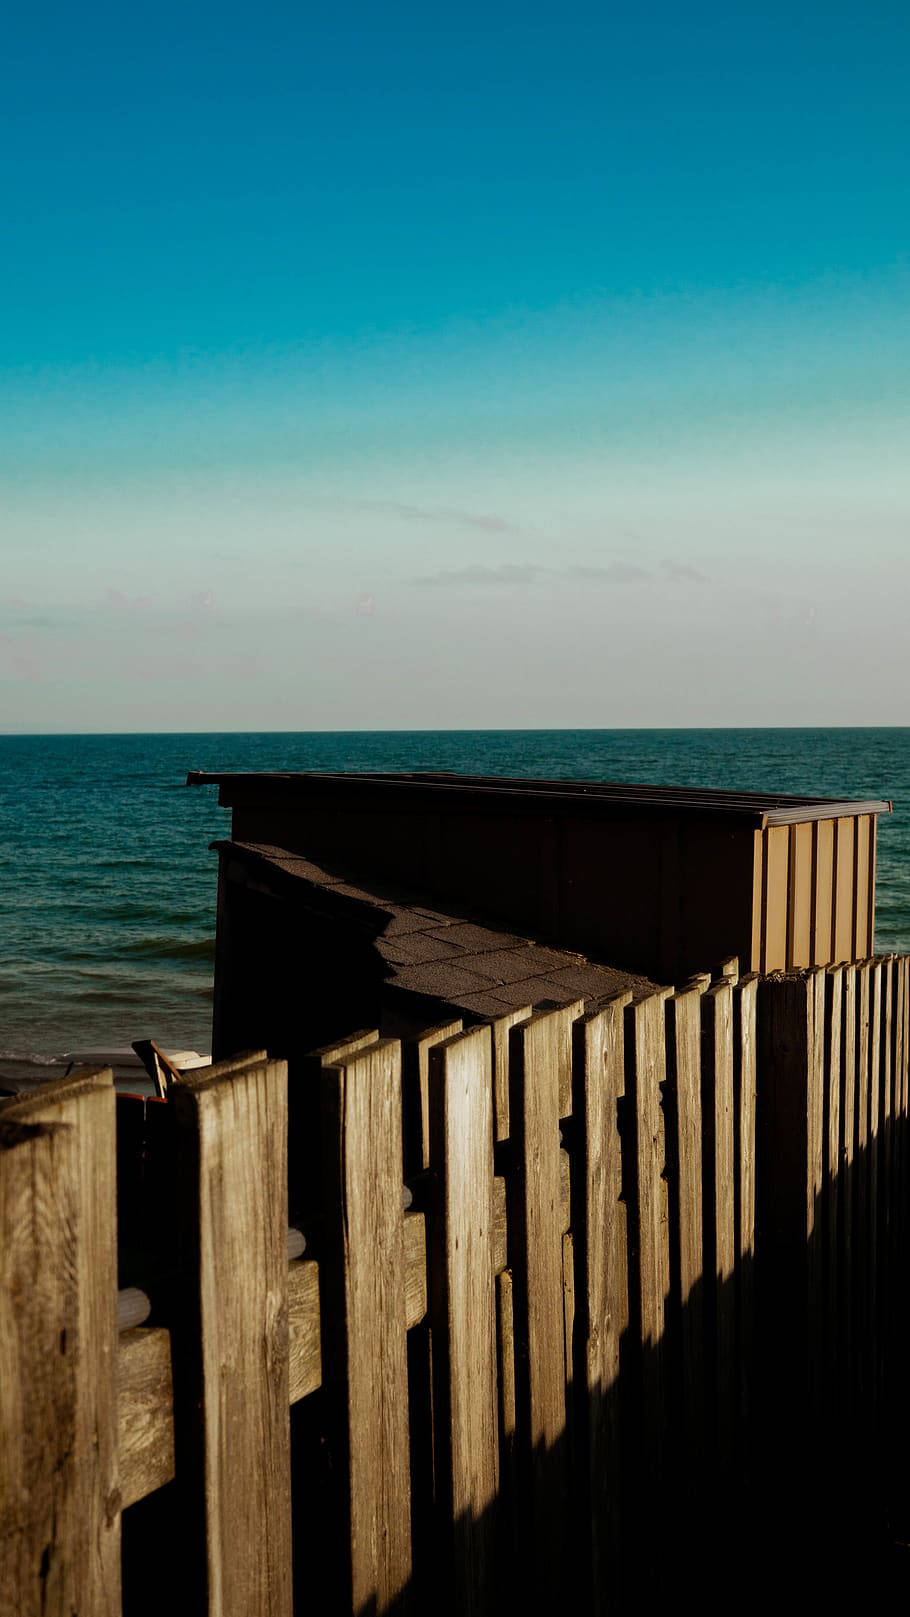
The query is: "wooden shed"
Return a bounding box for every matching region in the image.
[188,769,891,983]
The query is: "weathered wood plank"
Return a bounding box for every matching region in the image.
[788,823,813,968]
[427,1026,499,1615]
[812,820,835,966]
[762,825,790,972]
[853,816,871,959]
[574,996,629,1617]
[756,974,825,1429]
[509,1005,576,1607]
[403,1019,462,1175]
[734,976,759,1434]
[495,1269,519,1575]
[840,964,857,1408]
[823,967,843,1401]
[833,818,856,965]
[320,1040,412,1614]
[292,1032,380,1220]
[288,1259,322,1404]
[701,981,737,1461]
[172,1057,292,1617]
[665,984,705,1463]
[490,1007,532,1142]
[119,1327,175,1509]
[625,991,672,1484]
[0,1073,121,1616]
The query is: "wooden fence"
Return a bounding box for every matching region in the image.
[1,958,908,1615]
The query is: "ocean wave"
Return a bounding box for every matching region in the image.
[0,1049,65,1066]
[118,936,216,962]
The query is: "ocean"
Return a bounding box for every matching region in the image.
[2,729,908,1079]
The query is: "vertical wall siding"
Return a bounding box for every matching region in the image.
[754,816,875,974]
[760,826,790,972]
[788,824,813,969]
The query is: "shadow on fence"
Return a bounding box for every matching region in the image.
[3,960,910,1614]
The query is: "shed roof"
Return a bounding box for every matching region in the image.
[188,768,891,828]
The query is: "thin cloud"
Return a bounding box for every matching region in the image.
[660,560,708,583]
[106,588,153,612]
[568,563,650,583]
[414,561,650,587]
[361,500,523,535]
[414,563,542,586]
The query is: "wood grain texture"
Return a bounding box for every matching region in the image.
[812,820,835,966]
[665,983,705,1460]
[833,818,856,965]
[734,975,759,1431]
[756,975,824,1423]
[625,991,673,1485]
[841,964,857,1406]
[403,1019,462,1175]
[490,1007,532,1142]
[292,1032,380,1222]
[750,829,764,972]
[701,981,736,1459]
[788,823,813,968]
[855,961,872,1406]
[288,1259,322,1403]
[761,825,790,972]
[118,1327,175,1508]
[508,1007,576,1606]
[823,968,842,1401]
[868,959,883,1413]
[495,1269,518,1566]
[427,1026,499,1615]
[173,1056,292,1617]
[320,1039,412,1614]
[574,996,629,1616]
[0,1072,121,1617]
[853,817,871,958]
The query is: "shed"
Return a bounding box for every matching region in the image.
[188,769,891,984]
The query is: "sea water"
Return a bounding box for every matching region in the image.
[1,729,908,1072]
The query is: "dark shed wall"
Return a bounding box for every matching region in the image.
[192,773,889,986]
[226,797,756,981]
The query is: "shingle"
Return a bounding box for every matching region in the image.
[381,911,437,937]
[423,922,528,953]
[485,976,578,1009]
[378,933,467,967]
[391,962,492,998]
[543,965,627,996]
[448,989,517,1018]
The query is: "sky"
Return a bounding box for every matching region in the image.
[2,1,909,730]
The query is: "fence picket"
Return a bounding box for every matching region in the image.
[172,1055,292,1617]
[0,1071,121,1617]
[701,981,737,1466]
[320,1039,412,1614]
[734,974,759,1436]
[508,1005,576,1610]
[427,1026,499,1616]
[574,996,630,1616]
[664,982,705,1481]
[624,991,672,1496]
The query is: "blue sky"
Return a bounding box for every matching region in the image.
[2,1,908,728]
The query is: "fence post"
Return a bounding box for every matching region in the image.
[665,981,706,1471]
[508,1005,575,1611]
[574,994,630,1617]
[624,991,673,1487]
[427,1024,499,1616]
[701,979,737,1468]
[755,972,825,1440]
[172,1055,292,1617]
[319,1039,413,1615]
[0,1071,121,1617]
